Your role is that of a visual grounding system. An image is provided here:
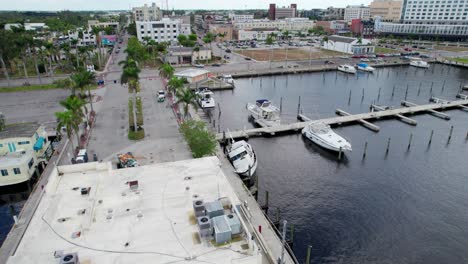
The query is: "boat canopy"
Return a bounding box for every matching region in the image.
[33,137,45,151]
[358,63,368,68]
[256,99,271,107]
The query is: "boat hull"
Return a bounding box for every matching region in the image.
[338,67,356,74]
[357,66,375,72]
[237,155,258,177]
[302,130,351,152]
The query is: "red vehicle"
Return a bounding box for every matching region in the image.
[404,48,413,51]
[377,54,386,57]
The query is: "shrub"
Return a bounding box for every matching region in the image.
[128,128,145,140]
[180,120,217,158]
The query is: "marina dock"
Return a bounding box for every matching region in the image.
[217,99,468,140]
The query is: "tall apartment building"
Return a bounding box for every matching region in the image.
[344,5,371,22]
[268,3,297,20]
[132,2,163,22]
[370,0,403,22]
[401,0,468,24]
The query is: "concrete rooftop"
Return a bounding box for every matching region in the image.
[7,157,263,264]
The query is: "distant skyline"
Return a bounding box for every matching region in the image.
[1,0,372,11]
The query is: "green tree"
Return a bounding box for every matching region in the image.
[55,110,80,154]
[167,76,186,94]
[158,63,174,79]
[265,34,274,45]
[203,32,215,55]
[0,30,18,86]
[91,26,102,70]
[60,96,87,124]
[70,70,95,113]
[176,88,199,119]
[180,120,217,158]
[119,58,141,131]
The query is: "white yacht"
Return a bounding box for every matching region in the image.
[196,88,215,108]
[338,64,357,74]
[247,99,281,127]
[357,63,375,72]
[227,139,258,177]
[220,74,235,85]
[410,58,429,68]
[302,122,352,152]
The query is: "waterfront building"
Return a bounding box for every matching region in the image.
[321,35,375,54]
[374,0,468,39]
[233,18,315,32]
[132,2,163,22]
[136,18,191,43]
[163,47,212,65]
[0,123,51,187]
[269,3,298,20]
[369,0,403,22]
[67,29,97,46]
[344,5,372,22]
[5,157,267,263]
[174,68,210,83]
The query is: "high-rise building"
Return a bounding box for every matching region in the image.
[136,18,191,43]
[323,7,345,20]
[401,0,468,25]
[370,0,403,22]
[344,5,371,22]
[132,2,163,22]
[268,3,297,20]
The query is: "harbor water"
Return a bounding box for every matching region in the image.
[206,64,468,263]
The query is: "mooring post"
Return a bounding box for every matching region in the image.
[213,119,216,129]
[362,88,365,100]
[407,133,413,150]
[280,97,283,113]
[275,208,281,228]
[363,141,368,159]
[306,245,312,264]
[442,80,446,91]
[297,96,301,115]
[348,90,352,105]
[417,86,421,96]
[377,87,381,101]
[447,125,454,143]
[264,190,269,214]
[338,147,342,160]
[289,224,295,246]
[386,138,391,154]
[392,85,395,97]
[405,85,409,100]
[428,130,434,145]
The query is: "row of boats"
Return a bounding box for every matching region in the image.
[338,59,430,74]
[226,99,352,178]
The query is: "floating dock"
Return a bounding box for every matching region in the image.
[217,99,468,140]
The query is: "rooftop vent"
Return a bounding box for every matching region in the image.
[80,187,90,196]
[197,216,212,237]
[205,201,224,219]
[60,252,80,264]
[193,199,205,217]
[128,180,139,190]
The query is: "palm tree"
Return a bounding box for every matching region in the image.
[0,30,16,87]
[158,63,174,79]
[60,96,87,123]
[55,110,79,155]
[91,26,102,70]
[70,70,95,112]
[167,76,186,94]
[119,59,140,131]
[175,88,199,119]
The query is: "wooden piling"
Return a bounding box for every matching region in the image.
[280,97,283,113]
[405,85,409,100]
[428,130,434,145]
[363,141,368,159]
[407,133,413,150]
[386,138,391,154]
[348,90,352,105]
[305,245,312,264]
[297,96,301,115]
[378,87,381,101]
[392,85,395,97]
[447,125,454,143]
[338,147,342,160]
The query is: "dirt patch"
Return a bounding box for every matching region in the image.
[234,48,345,61]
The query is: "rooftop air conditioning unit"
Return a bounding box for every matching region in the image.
[193,199,205,217]
[60,252,80,264]
[225,213,242,235]
[197,216,212,237]
[205,200,224,219]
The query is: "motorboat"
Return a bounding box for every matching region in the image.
[357,63,375,72]
[302,122,352,152]
[220,74,235,85]
[409,58,429,68]
[227,139,257,177]
[337,64,357,74]
[247,99,281,127]
[196,88,215,108]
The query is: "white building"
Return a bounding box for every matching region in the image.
[233,18,315,32]
[401,0,468,24]
[88,20,120,32]
[322,35,375,54]
[237,29,280,41]
[136,18,191,43]
[344,5,371,22]
[4,23,48,31]
[132,2,163,21]
[230,14,255,22]
[375,17,468,37]
[6,157,266,264]
[68,29,97,46]
[163,47,212,65]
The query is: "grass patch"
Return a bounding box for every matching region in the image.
[234,48,345,61]
[0,83,59,93]
[128,128,145,140]
[435,46,468,52]
[449,57,468,64]
[180,120,216,158]
[375,47,397,54]
[128,97,144,128]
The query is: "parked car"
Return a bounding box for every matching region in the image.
[244,57,252,60]
[193,64,205,68]
[157,90,166,102]
[404,48,413,51]
[360,58,370,62]
[225,49,231,53]
[324,60,335,64]
[211,63,221,67]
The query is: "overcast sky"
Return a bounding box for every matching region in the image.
[1,0,371,11]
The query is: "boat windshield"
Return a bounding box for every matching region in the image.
[309,123,330,134]
[230,150,248,161]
